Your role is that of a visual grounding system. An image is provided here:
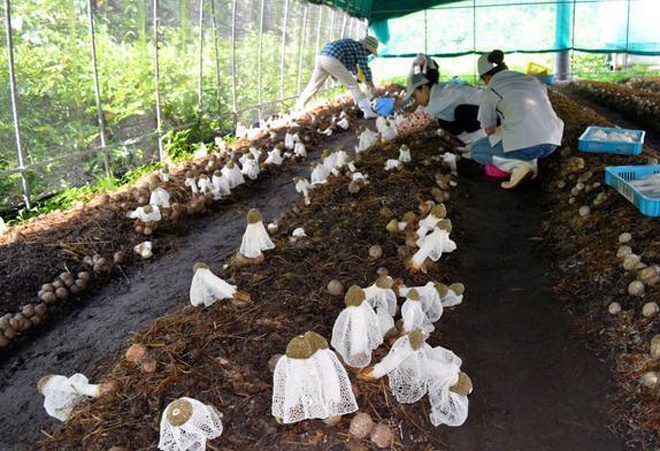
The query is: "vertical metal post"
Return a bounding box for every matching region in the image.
[210,0,222,113]
[279,0,290,104]
[327,8,335,42]
[87,0,109,178]
[257,0,265,122]
[315,5,323,55]
[197,0,205,122]
[296,3,309,96]
[424,10,428,55]
[153,0,164,161]
[341,9,349,37]
[230,0,237,117]
[5,0,30,208]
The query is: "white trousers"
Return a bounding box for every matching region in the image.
[296,55,366,110]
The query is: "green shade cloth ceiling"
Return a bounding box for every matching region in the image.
[307,0,660,57]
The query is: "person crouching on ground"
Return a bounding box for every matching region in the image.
[295,36,379,118]
[397,68,485,144]
[472,50,564,189]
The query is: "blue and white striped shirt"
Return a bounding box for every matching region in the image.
[320,39,372,82]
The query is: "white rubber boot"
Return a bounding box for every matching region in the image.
[492,156,535,189]
[358,99,378,119]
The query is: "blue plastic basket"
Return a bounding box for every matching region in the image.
[605,165,660,217]
[534,74,555,85]
[579,126,645,155]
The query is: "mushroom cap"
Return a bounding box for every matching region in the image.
[408,329,426,350]
[286,335,315,359]
[246,153,255,160]
[321,149,332,158]
[226,161,235,169]
[345,285,366,307]
[448,282,465,295]
[143,205,153,214]
[406,289,420,301]
[304,331,329,351]
[149,182,158,190]
[166,398,194,427]
[185,170,193,178]
[161,166,170,174]
[213,169,222,176]
[430,204,447,219]
[436,218,452,233]
[292,176,302,183]
[450,372,473,396]
[434,282,448,298]
[375,275,393,289]
[246,208,263,224]
[37,375,55,394]
[193,262,209,273]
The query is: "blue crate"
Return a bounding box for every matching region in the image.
[605,165,660,217]
[579,126,645,155]
[534,74,555,85]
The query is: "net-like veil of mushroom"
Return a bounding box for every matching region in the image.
[158,397,224,451]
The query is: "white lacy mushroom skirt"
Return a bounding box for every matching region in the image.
[272,352,357,424]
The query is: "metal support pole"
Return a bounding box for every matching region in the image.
[315,5,323,55]
[153,0,164,161]
[296,3,309,96]
[197,0,204,121]
[210,0,222,113]
[327,8,335,42]
[87,0,109,177]
[279,0,290,104]
[257,0,265,122]
[230,0,237,117]
[4,0,30,208]
[341,10,349,37]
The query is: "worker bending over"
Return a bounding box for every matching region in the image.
[296,36,379,118]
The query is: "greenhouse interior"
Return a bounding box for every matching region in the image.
[1,0,659,449]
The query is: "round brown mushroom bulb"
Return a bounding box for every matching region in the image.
[402,211,417,223]
[326,279,344,296]
[349,412,374,439]
[77,271,91,282]
[214,169,222,177]
[370,423,394,449]
[192,262,209,273]
[143,205,153,214]
[140,357,157,373]
[4,326,16,340]
[35,303,47,317]
[0,316,10,329]
[434,282,449,298]
[52,280,64,290]
[40,291,57,304]
[41,283,55,293]
[406,289,420,302]
[22,304,35,318]
[55,287,69,300]
[37,375,55,395]
[344,285,366,307]
[113,251,126,265]
[185,170,194,178]
[125,343,148,364]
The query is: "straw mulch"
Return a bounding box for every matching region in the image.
[39,127,465,450]
[544,90,660,448]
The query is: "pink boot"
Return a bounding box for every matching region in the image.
[484,165,509,178]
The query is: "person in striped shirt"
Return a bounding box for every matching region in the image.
[295,36,379,118]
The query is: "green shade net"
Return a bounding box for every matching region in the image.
[307,0,660,56]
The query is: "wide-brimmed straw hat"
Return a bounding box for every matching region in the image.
[360,36,379,56]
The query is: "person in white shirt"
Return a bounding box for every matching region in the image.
[398,54,485,143]
[472,49,564,189]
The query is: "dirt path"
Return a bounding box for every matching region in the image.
[1,125,624,450]
[437,165,622,450]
